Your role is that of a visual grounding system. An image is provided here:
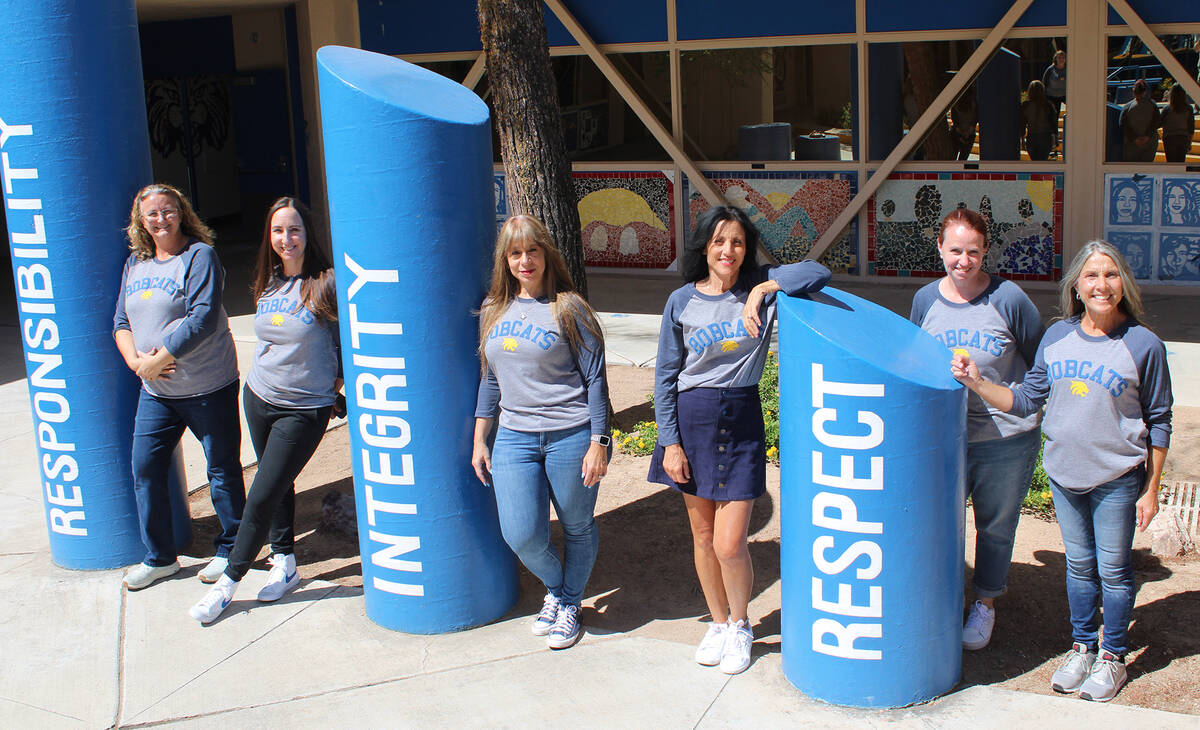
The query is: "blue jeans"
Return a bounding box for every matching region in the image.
[966,427,1041,598]
[490,424,600,607]
[131,380,245,566]
[1050,465,1144,657]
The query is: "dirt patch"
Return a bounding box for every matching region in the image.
[186,364,1199,715]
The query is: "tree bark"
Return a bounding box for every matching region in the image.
[903,42,956,161]
[478,0,587,298]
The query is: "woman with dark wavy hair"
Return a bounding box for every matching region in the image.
[649,205,829,674]
[190,198,343,623]
[114,183,244,591]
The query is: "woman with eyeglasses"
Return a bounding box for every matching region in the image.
[113,183,244,591]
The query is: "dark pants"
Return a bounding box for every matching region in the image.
[1025,131,1054,161]
[132,380,245,566]
[226,386,331,581]
[1163,135,1191,163]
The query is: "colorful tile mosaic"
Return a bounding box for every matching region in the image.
[575,172,674,269]
[868,172,1063,281]
[1103,173,1200,283]
[493,171,675,269]
[681,172,858,273]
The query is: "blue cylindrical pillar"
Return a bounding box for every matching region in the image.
[0,0,153,568]
[778,288,966,707]
[317,46,517,633]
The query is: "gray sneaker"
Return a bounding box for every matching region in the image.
[1050,642,1097,693]
[1078,651,1128,702]
[123,561,181,591]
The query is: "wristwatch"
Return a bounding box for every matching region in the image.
[591,434,611,447]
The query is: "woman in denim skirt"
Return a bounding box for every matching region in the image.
[649,205,829,674]
[471,215,610,651]
[910,207,1044,652]
[954,240,1172,702]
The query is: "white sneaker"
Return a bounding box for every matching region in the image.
[198,556,229,583]
[531,593,560,636]
[695,621,728,666]
[547,603,581,649]
[257,553,300,602]
[189,575,239,624]
[719,619,753,675]
[962,601,995,650]
[123,561,180,591]
[1079,651,1128,702]
[1051,642,1097,693]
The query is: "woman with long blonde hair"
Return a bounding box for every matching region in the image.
[471,214,610,650]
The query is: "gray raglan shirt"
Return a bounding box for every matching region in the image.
[113,241,238,398]
[245,275,340,408]
[654,261,831,446]
[910,276,1044,443]
[1009,317,1173,492]
[475,297,609,435]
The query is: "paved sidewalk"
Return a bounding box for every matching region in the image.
[2,279,1198,727]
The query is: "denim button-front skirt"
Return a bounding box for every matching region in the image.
[648,385,766,501]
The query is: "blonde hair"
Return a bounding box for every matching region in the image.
[125,183,214,261]
[478,215,603,372]
[1059,240,1144,320]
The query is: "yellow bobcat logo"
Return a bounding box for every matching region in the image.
[271,314,285,326]
[141,290,153,300]
[502,337,518,352]
[720,340,739,353]
[1069,380,1089,397]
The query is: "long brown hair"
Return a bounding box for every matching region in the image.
[125,183,214,261]
[252,198,337,323]
[478,215,603,372]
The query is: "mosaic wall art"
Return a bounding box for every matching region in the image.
[681,172,858,273]
[1103,173,1200,282]
[868,172,1063,281]
[575,172,674,268]
[493,171,675,269]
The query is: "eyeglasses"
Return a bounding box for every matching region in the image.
[142,208,179,221]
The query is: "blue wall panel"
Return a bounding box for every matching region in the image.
[359,0,667,56]
[1108,0,1200,25]
[866,0,1065,32]
[677,0,854,40]
[358,1,483,55]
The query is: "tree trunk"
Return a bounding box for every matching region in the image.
[903,42,956,161]
[478,0,587,298]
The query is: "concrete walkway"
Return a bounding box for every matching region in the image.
[2,277,1198,727]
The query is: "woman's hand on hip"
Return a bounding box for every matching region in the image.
[471,442,492,486]
[582,441,608,488]
[663,443,690,484]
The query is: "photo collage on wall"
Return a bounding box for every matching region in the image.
[1104,173,1200,283]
